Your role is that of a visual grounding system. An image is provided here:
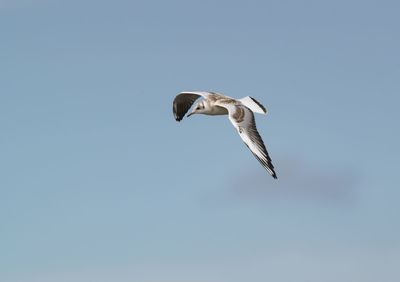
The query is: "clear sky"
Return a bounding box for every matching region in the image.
[1,0,399,281]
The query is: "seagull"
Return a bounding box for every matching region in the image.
[173,91,277,179]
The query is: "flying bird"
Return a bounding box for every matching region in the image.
[173,91,277,179]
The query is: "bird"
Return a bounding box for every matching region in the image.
[173,91,277,179]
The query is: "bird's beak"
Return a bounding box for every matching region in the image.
[187,112,194,117]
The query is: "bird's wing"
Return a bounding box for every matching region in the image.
[215,101,277,178]
[173,91,230,121]
[238,96,267,115]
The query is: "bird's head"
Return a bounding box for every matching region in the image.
[187,101,206,117]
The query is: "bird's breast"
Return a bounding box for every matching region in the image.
[207,105,229,116]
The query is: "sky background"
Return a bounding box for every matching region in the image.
[1,0,400,281]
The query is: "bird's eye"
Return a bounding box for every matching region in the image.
[196,107,200,110]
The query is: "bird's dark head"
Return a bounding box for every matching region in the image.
[187,101,206,117]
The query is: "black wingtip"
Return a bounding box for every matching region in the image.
[249,96,267,114]
[174,113,182,122]
[268,168,278,179]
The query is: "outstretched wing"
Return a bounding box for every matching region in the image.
[215,101,277,179]
[173,92,202,121]
[238,96,267,115]
[173,91,229,121]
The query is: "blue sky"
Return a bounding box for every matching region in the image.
[1,0,400,281]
